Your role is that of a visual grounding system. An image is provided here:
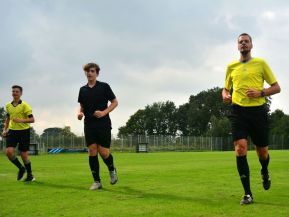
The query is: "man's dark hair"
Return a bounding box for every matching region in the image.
[238,33,252,42]
[83,62,100,74]
[12,85,23,92]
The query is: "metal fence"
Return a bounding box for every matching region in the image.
[1,134,289,153]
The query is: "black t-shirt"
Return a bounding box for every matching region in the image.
[78,81,116,129]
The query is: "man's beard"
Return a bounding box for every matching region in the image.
[241,49,251,55]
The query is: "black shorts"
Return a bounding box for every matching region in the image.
[229,104,269,147]
[6,129,30,152]
[84,127,111,148]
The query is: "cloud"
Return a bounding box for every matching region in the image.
[1,1,289,136]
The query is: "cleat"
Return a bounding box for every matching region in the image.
[90,181,102,190]
[240,194,253,205]
[262,172,271,190]
[17,167,26,181]
[24,174,35,182]
[109,168,118,185]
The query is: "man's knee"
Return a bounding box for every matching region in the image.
[6,148,15,159]
[88,144,98,156]
[20,151,29,162]
[256,146,268,159]
[234,139,248,156]
[98,146,110,159]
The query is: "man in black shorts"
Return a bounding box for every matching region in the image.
[222,33,281,205]
[2,85,35,181]
[78,62,118,190]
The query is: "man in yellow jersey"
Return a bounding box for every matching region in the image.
[2,85,35,181]
[222,33,281,205]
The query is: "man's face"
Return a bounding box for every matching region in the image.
[85,68,98,81]
[12,88,22,99]
[238,35,253,55]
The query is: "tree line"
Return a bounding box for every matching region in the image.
[118,87,288,138]
[1,86,289,139]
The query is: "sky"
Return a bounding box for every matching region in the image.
[1,0,289,136]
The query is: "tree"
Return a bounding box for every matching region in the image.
[40,126,79,148]
[41,127,63,137]
[118,86,274,137]
[207,116,231,137]
[30,127,40,142]
[0,107,6,131]
[145,101,177,135]
[118,101,177,136]
[269,109,289,136]
[118,109,147,136]
[177,87,231,136]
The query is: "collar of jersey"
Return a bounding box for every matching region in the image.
[85,81,99,88]
[11,100,22,106]
[240,57,254,64]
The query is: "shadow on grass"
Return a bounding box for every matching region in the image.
[253,201,289,208]
[22,182,289,209]
[25,181,216,205]
[101,185,217,205]
[26,181,88,191]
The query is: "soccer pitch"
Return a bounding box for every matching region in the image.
[0,151,288,217]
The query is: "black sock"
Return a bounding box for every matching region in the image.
[24,161,32,175]
[103,154,115,171]
[10,157,23,170]
[89,156,100,182]
[259,154,270,174]
[236,155,252,196]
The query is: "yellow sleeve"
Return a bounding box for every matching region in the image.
[24,103,33,116]
[262,60,277,85]
[224,66,233,90]
[5,103,10,116]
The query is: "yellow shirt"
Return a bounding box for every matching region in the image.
[224,58,277,107]
[6,100,33,130]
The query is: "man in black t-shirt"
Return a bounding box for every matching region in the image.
[78,62,118,190]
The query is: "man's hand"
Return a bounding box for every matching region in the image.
[222,89,232,104]
[246,88,261,98]
[93,110,107,118]
[77,112,84,120]
[13,118,24,123]
[223,94,232,104]
[2,129,8,138]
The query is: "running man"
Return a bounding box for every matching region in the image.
[2,85,35,182]
[77,62,118,190]
[222,33,281,205]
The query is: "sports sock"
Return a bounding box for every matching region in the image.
[89,155,100,182]
[236,155,252,196]
[10,157,24,170]
[103,154,115,171]
[24,160,32,175]
[259,154,270,175]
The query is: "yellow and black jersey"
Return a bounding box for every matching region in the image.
[5,100,33,130]
[225,57,277,107]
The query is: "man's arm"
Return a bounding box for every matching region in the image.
[94,98,118,118]
[222,88,232,104]
[246,82,281,98]
[77,104,84,120]
[2,116,10,137]
[13,115,35,124]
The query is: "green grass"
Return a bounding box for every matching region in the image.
[0,151,289,217]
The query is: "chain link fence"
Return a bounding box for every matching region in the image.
[1,134,289,153]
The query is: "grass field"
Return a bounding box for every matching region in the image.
[0,151,289,217]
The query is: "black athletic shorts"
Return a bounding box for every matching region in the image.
[229,104,269,147]
[84,127,111,148]
[6,129,30,152]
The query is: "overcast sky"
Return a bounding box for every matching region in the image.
[1,0,289,136]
